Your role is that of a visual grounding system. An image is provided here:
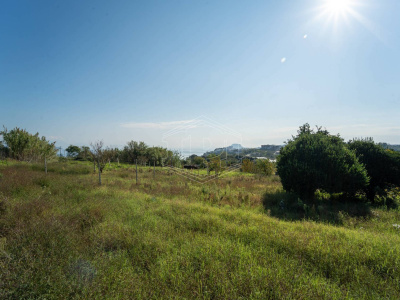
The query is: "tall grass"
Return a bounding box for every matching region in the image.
[1,162,400,299]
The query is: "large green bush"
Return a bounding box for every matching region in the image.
[277,124,369,200]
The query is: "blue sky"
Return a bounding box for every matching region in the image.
[1,0,400,152]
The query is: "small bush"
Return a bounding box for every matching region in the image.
[374,186,400,209]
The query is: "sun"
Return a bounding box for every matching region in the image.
[312,0,378,40]
[324,0,352,14]
[316,0,361,25]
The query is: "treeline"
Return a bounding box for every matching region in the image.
[0,127,182,168]
[65,141,181,167]
[0,126,275,175]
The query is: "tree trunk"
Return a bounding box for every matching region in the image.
[98,161,101,185]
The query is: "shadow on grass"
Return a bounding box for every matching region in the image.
[262,189,372,225]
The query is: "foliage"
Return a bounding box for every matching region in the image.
[208,155,224,174]
[187,155,207,168]
[379,143,400,152]
[77,146,92,161]
[0,126,57,162]
[90,141,111,174]
[374,186,400,209]
[255,159,274,176]
[121,141,148,164]
[241,159,255,173]
[0,141,9,159]
[66,145,81,158]
[1,127,32,160]
[120,140,179,166]
[348,138,400,202]
[277,124,369,200]
[242,159,274,176]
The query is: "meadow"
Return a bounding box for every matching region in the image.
[1,161,400,299]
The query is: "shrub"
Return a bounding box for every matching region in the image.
[374,186,400,209]
[277,124,369,201]
[241,159,255,173]
[255,159,274,176]
[241,159,274,176]
[348,138,400,202]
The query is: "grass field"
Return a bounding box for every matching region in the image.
[1,161,400,299]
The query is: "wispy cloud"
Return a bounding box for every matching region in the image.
[120,120,195,129]
[48,135,65,141]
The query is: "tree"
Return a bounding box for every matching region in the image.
[165,150,182,167]
[122,141,148,164]
[39,137,57,174]
[208,155,223,175]
[241,159,274,175]
[277,124,369,201]
[348,138,400,202]
[255,159,274,176]
[242,159,255,173]
[91,141,111,185]
[193,156,207,168]
[1,127,31,160]
[77,146,91,161]
[0,141,9,159]
[66,145,81,158]
[1,126,56,166]
[108,148,122,166]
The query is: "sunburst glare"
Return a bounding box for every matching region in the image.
[324,0,353,14]
[313,0,377,37]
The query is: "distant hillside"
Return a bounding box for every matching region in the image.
[203,144,282,159]
[201,142,400,160]
[379,143,400,152]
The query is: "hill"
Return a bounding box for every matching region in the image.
[203,144,282,160]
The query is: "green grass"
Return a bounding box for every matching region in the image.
[1,161,400,299]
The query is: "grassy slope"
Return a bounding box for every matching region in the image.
[0,161,400,299]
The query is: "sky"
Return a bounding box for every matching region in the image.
[1,0,400,154]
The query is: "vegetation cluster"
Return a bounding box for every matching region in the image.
[277,124,400,208]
